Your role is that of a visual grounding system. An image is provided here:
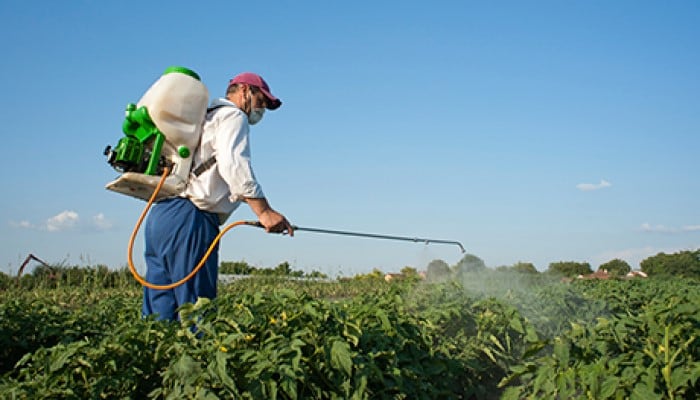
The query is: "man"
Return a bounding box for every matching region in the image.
[142,72,293,321]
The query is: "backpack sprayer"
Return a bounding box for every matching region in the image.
[103,66,209,201]
[104,66,465,289]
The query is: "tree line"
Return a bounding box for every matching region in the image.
[425,248,700,281]
[218,260,328,279]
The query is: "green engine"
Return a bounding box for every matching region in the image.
[104,103,167,175]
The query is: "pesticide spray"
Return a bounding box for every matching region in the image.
[103,66,465,289]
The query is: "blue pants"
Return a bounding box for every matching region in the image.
[142,197,220,321]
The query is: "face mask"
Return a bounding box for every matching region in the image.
[249,107,265,125]
[246,90,265,125]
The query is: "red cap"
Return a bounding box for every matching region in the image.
[228,72,282,110]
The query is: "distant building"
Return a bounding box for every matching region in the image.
[567,269,648,282]
[577,269,612,280]
[625,270,648,279]
[384,271,427,282]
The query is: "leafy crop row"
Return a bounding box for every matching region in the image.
[502,279,700,399]
[1,272,699,398]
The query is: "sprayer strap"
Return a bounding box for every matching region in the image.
[191,105,232,177]
[193,156,216,177]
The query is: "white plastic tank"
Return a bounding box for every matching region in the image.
[137,66,209,157]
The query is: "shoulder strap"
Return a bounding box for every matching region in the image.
[191,105,231,177]
[192,156,216,177]
[207,104,228,113]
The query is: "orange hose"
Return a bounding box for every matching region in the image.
[127,167,254,290]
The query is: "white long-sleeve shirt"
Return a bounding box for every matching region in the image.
[183,98,264,224]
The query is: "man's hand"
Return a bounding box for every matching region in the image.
[244,197,294,236]
[259,209,294,236]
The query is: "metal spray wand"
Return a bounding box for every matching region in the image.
[245,221,466,253]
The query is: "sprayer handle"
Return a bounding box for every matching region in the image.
[245,220,295,234]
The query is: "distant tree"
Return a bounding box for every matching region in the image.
[0,271,11,290]
[400,266,421,281]
[512,262,538,274]
[453,254,487,277]
[307,270,328,279]
[640,250,700,278]
[599,259,631,277]
[494,265,510,273]
[354,268,384,281]
[219,261,253,275]
[31,265,61,279]
[291,270,305,278]
[275,261,292,275]
[251,261,303,277]
[547,261,592,277]
[426,259,451,282]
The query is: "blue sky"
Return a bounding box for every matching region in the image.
[1,1,698,276]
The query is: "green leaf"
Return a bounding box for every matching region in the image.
[500,386,524,400]
[553,340,570,366]
[214,350,237,392]
[600,376,619,399]
[172,354,202,383]
[509,317,524,334]
[49,343,81,372]
[489,334,505,352]
[670,367,690,390]
[525,324,540,343]
[482,346,497,363]
[631,381,659,400]
[375,309,392,333]
[281,377,297,400]
[330,340,353,376]
[351,374,368,400]
[342,321,362,347]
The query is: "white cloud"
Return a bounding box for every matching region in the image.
[576,179,611,192]
[641,222,675,233]
[10,220,34,229]
[46,210,79,232]
[641,223,700,234]
[91,213,113,231]
[10,211,114,232]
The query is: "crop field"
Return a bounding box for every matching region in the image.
[1,267,699,399]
